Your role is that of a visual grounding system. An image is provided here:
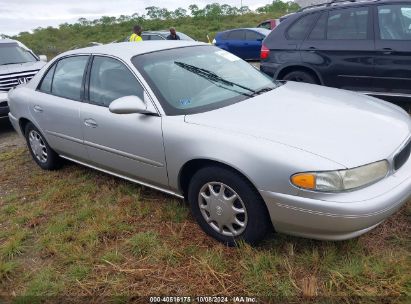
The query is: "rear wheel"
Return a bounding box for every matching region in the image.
[25,122,61,170]
[188,166,271,246]
[282,70,318,84]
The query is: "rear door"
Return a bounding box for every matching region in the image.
[31,55,89,161]
[225,30,246,58]
[373,3,411,97]
[244,30,265,60]
[80,55,168,186]
[301,6,375,91]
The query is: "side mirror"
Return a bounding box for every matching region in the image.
[109,95,157,115]
[39,55,47,62]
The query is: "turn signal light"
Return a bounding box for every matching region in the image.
[291,174,316,190]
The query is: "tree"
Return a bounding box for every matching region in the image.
[239,6,251,14]
[146,6,162,19]
[173,8,187,18]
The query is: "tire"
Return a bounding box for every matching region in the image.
[282,70,318,84]
[188,166,271,246]
[25,122,62,170]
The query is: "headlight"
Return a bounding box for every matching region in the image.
[291,160,389,192]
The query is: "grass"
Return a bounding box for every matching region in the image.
[0,145,410,301]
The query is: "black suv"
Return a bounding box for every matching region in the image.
[260,0,411,103]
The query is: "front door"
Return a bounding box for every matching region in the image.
[30,55,89,161]
[81,55,168,186]
[373,3,411,97]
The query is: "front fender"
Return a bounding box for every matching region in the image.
[162,117,344,195]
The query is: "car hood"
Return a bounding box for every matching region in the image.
[185,82,411,168]
[0,61,45,74]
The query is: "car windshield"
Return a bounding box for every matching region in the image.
[0,43,37,65]
[132,45,281,115]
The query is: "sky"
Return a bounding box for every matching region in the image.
[0,0,275,36]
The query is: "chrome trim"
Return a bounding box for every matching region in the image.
[59,155,183,199]
[45,130,83,144]
[83,140,164,167]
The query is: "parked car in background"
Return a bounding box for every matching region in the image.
[260,0,411,106]
[124,31,194,42]
[214,28,271,60]
[0,39,46,121]
[8,42,411,246]
[141,31,194,41]
[257,19,280,30]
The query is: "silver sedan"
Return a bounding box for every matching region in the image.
[8,41,411,245]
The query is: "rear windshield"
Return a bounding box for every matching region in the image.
[0,43,37,65]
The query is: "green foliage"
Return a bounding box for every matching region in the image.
[10,1,300,59]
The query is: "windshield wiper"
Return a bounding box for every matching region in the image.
[252,87,274,96]
[1,62,26,66]
[175,61,257,97]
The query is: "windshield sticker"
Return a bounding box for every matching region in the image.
[215,50,240,62]
[180,98,191,106]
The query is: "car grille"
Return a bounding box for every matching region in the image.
[0,69,39,92]
[0,101,7,107]
[394,140,411,171]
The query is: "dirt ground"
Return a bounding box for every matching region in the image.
[0,119,24,153]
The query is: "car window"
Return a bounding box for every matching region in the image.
[227,30,245,40]
[258,22,271,30]
[142,35,150,41]
[245,31,264,41]
[309,13,327,40]
[89,56,144,107]
[327,7,369,40]
[287,13,319,40]
[378,4,411,40]
[39,64,56,93]
[51,56,89,101]
[150,35,165,40]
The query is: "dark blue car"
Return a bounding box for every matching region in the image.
[213,28,271,60]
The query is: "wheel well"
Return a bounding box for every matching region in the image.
[19,118,31,135]
[277,66,321,84]
[179,159,256,198]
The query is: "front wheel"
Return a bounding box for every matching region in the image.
[25,122,62,170]
[188,166,271,246]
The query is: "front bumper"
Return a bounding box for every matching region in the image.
[260,155,411,241]
[0,92,9,119]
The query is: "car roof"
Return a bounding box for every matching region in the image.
[143,31,168,35]
[220,27,270,33]
[62,41,206,60]
[0,38,17,44]
[297,0,406,14]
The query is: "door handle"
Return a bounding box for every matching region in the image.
[33,105,43,113]
[84,119,98,128]
[380,48,394,55]
[307,47,317,53]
